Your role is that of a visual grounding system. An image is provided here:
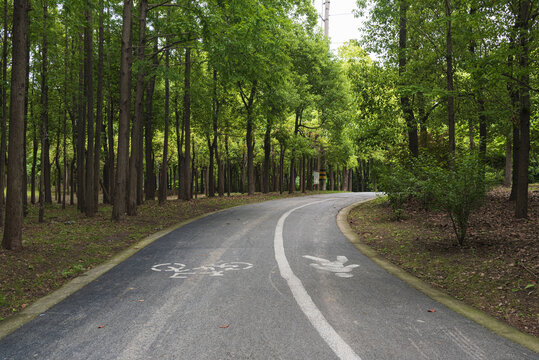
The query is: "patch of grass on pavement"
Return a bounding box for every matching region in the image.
[348,188,538,337]
[0,191,324,322]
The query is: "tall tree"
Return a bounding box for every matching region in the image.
[128,0,148,215]
[85,0,96,217]
[113,0,133,220]
[3,0,29,250]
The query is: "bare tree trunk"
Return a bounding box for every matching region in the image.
[76,33,85,211]
[31,106,37,204]
[399,0,418,157]
[84,1,95,217]
[144,41,158,201]
[94,0,104,211]
[263,118,271,194]
[445,0,455,157]
[238,82,257,195]
[0,0,8,224]
[128,0,148,215]
[515,0,531,219]
[3,0,28,250]
[112,0,133,220]
[180,43,192,201]
[159,33,170,205]
[504,133,512,187]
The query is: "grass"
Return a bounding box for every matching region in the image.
[0,191,325,322]
[348,188,538,337]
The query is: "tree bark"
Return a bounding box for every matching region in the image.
[128,0,148,215]
[504,133,512,187]
[159,34,170,205]
[84,2,95,217]
[3,0,28,250]
[263,118,271,194]
[0,0,8,224]
[112,0,133,220]
[180,44,192,201]
[239,82,257,195]
[445,0,455,157]
[398,0,418,157]
[144,41,158,201]
[94,0,104,211]
[515,0,531,219]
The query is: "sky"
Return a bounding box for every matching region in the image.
[312,0,368,52]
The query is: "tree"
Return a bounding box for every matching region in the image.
[112,0,133,221]
[3,0,29,250]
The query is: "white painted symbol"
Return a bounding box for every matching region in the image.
[303,255,359,278]
[151,262,253,279]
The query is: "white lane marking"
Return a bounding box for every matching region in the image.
[303,255,360,278]
[274,200,362,360]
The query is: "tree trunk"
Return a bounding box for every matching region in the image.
[239,82,257,195]
[398,0,418,158]
[515,0,531,219]
[159,34,170,205]
[76,33,85,211]
[445,0,455,157]
[112,0,133,220]
[106,95,115,203]
[128,0,148,215]
[504,133,512,187]
[3,0,28,250]
[263,118,271,194]
[144,41,158,201]
[94,0,104,210]
[0,0,8,224]
[31,111,37,204]
[180,43,192,201]
[84,2,95,217]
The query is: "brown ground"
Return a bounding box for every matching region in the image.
[0,192,319,322]
[348,186,538,337]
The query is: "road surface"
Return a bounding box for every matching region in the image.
[0,193,536,359]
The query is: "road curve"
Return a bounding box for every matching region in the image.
[0,193,536,359]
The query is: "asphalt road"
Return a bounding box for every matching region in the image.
[0,193,536,359]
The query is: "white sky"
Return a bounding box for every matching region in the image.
[312,0,368,52]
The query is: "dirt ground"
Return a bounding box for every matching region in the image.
[348,186,538,337]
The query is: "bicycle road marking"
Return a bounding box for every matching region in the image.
[151,262,253,279]
[274,200,362,360]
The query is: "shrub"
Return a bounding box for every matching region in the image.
[379,163,417,220]
[419,153,488,245]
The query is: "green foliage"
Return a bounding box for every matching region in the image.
[380,153,490,245]
[378,163,415,220]
[418,154,488,246]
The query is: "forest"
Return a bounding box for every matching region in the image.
[0,0,537,251]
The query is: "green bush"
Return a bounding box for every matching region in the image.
[418,153,488,246]
[379,162,417,220]
[380,152,489,245]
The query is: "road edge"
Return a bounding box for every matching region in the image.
[0,210,222,341]
[337,200,539,354]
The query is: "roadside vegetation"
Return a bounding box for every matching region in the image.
[348,186,538,337]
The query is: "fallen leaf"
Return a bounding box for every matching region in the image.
[427,309,436,313]
[220,325,230,328]
[21,303,28,309]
